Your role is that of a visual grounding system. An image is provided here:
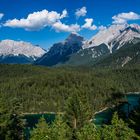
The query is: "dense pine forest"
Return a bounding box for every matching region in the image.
[0,64,140,139]
[0,64,140,113]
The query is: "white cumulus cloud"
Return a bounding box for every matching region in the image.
[75,7,87,18]
[52,21,80,32]
[0,13,4,20]
[4,9,68,31]
[82,18,97,30]
[112,12,140,24]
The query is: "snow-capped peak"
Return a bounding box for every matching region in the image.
[83,24,140,53]
[0,40,46,60]
[130,24,140,31]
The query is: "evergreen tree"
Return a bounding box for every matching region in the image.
[64,92,93,139]
[51,115,72,140]
[101,112,139,140]
[0,97,9,140]
[6,114,25,140]
[0,97,25,140]
[65,92,92,130]
[30,117,51,140]
[76,123,100,140]
[6,99,25,140]
[129,98,140,135]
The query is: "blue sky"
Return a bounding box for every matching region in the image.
[0,0,140,49]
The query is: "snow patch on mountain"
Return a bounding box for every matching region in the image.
[122,56,132,67]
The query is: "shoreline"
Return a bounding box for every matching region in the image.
[21,111,64,116]
[94,92,140,116]
[94,107,109,115]
[125,92,140,95]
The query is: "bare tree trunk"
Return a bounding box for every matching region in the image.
[73,117,77,129]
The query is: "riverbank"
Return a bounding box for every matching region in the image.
[94,107,109,115]
[93,93,140,125]
[126,92,140,95]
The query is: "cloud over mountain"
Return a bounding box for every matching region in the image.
[52,21,80,32]
[82,18,97,30]
[112,12,140,24]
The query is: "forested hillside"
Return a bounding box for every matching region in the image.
[94,42,140,67]
[0,64,139,113]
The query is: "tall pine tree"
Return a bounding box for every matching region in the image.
[30,117,51,140]
[51,115,72,140]
[101,112,139,140]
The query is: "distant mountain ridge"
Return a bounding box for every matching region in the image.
[0,40,46,64]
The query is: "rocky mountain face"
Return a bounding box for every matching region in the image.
[65,24,140,67]
[94,42,140,67]
[0,40,46,64]
[35,33,84,66]
[83,24,140,52]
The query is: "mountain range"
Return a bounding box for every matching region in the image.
[35,24,140,67]
[0,23,140,67]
